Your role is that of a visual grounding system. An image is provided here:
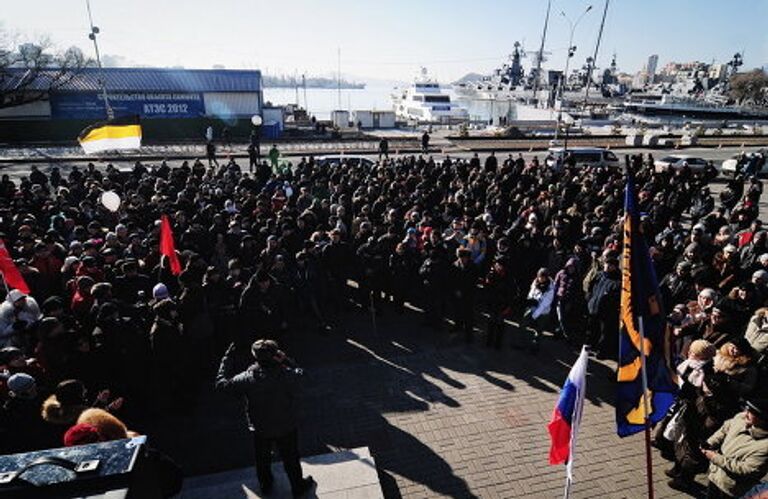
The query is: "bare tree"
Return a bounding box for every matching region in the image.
[0,29,94,109]
[729,69,768,108]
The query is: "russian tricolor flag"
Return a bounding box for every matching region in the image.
[548,346,589,478]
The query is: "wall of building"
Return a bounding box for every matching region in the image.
[0,116,260,145]
[203,92,261,118]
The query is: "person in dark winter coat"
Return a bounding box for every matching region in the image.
[149,299,184,411]
[321,229,352,318]
[449,248,479,342]
[553,257,583,341]
[586,256,621,357]
[239,271,288,342]
[388,242,415,313]
[216,340,314,497]
[0,373,50,453]
[482,257,516,349]
[419,249,448,329]
[660,261,696,312]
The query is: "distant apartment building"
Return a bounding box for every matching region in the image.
[646,55,659,80]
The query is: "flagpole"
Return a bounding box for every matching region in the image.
[638,316,655,499]
[563,345,587,499]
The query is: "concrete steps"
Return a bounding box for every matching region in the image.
[180,447,383,499]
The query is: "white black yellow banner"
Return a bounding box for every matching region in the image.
[78,116,142,154]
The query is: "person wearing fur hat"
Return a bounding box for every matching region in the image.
[76,408,131,441]
[40,379,90,443]
[216,340,314,498]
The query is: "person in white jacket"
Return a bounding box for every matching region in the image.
[0,289,42,348]
[517,268,554,351]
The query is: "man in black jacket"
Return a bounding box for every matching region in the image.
[586,256,622,358]
[215,340,314,497]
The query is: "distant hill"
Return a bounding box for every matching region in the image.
[263,75,365,89]
[453,72,487,85]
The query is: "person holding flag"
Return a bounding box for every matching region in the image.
[616,170,678,498]
[159,215,182,277]
[0,240,30,295]
[548,346,589,498]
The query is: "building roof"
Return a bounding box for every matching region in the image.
[2,67,261,93]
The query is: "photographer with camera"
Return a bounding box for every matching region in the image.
[215,339,314,498]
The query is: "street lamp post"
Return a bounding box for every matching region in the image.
[554,5,592,141]
[85,0,113,120]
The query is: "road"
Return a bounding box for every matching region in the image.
[0,145,753,182]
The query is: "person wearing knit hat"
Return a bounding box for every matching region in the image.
[63,423,102,447]
[7,372,36,400]
[152,283,170,301]
[1,371,52,453]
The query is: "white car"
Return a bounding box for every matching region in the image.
[653,155,709,173]
[315,155,375,169]
[721,149,767,176]
[545,147,621,169]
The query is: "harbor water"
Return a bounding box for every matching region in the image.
[264,84,506,123]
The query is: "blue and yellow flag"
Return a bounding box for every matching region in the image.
[616,173,677,437]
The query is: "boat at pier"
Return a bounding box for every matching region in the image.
[391,68,468,123]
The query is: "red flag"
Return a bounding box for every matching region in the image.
[0,240,29,294]
[160,215,182,276]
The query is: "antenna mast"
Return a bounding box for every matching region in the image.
[337,47,342,109]
[532,0,552,102]
[584,0,609,106]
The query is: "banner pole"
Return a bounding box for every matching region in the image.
[638,317,655,499]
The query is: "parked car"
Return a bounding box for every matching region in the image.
[653,155,709,173]
[315,155,375,169]
[545,147,621,169]
[721,149,767,176]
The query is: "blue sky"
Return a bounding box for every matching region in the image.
[4,0,767,83]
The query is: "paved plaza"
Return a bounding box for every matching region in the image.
[148,303,696,499]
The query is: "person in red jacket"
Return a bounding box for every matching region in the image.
[70,276,95,321]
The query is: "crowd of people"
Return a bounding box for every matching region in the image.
[0,147,767,496]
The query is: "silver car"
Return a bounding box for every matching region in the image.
[653,155,709,173]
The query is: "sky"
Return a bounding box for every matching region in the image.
[3,0,767,84]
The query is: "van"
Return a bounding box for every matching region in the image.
[546,147,621,169]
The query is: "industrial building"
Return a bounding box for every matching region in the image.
[0,67,280,144]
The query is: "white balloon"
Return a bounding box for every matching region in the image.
[100,191,121,212]
[251,115,263,126]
